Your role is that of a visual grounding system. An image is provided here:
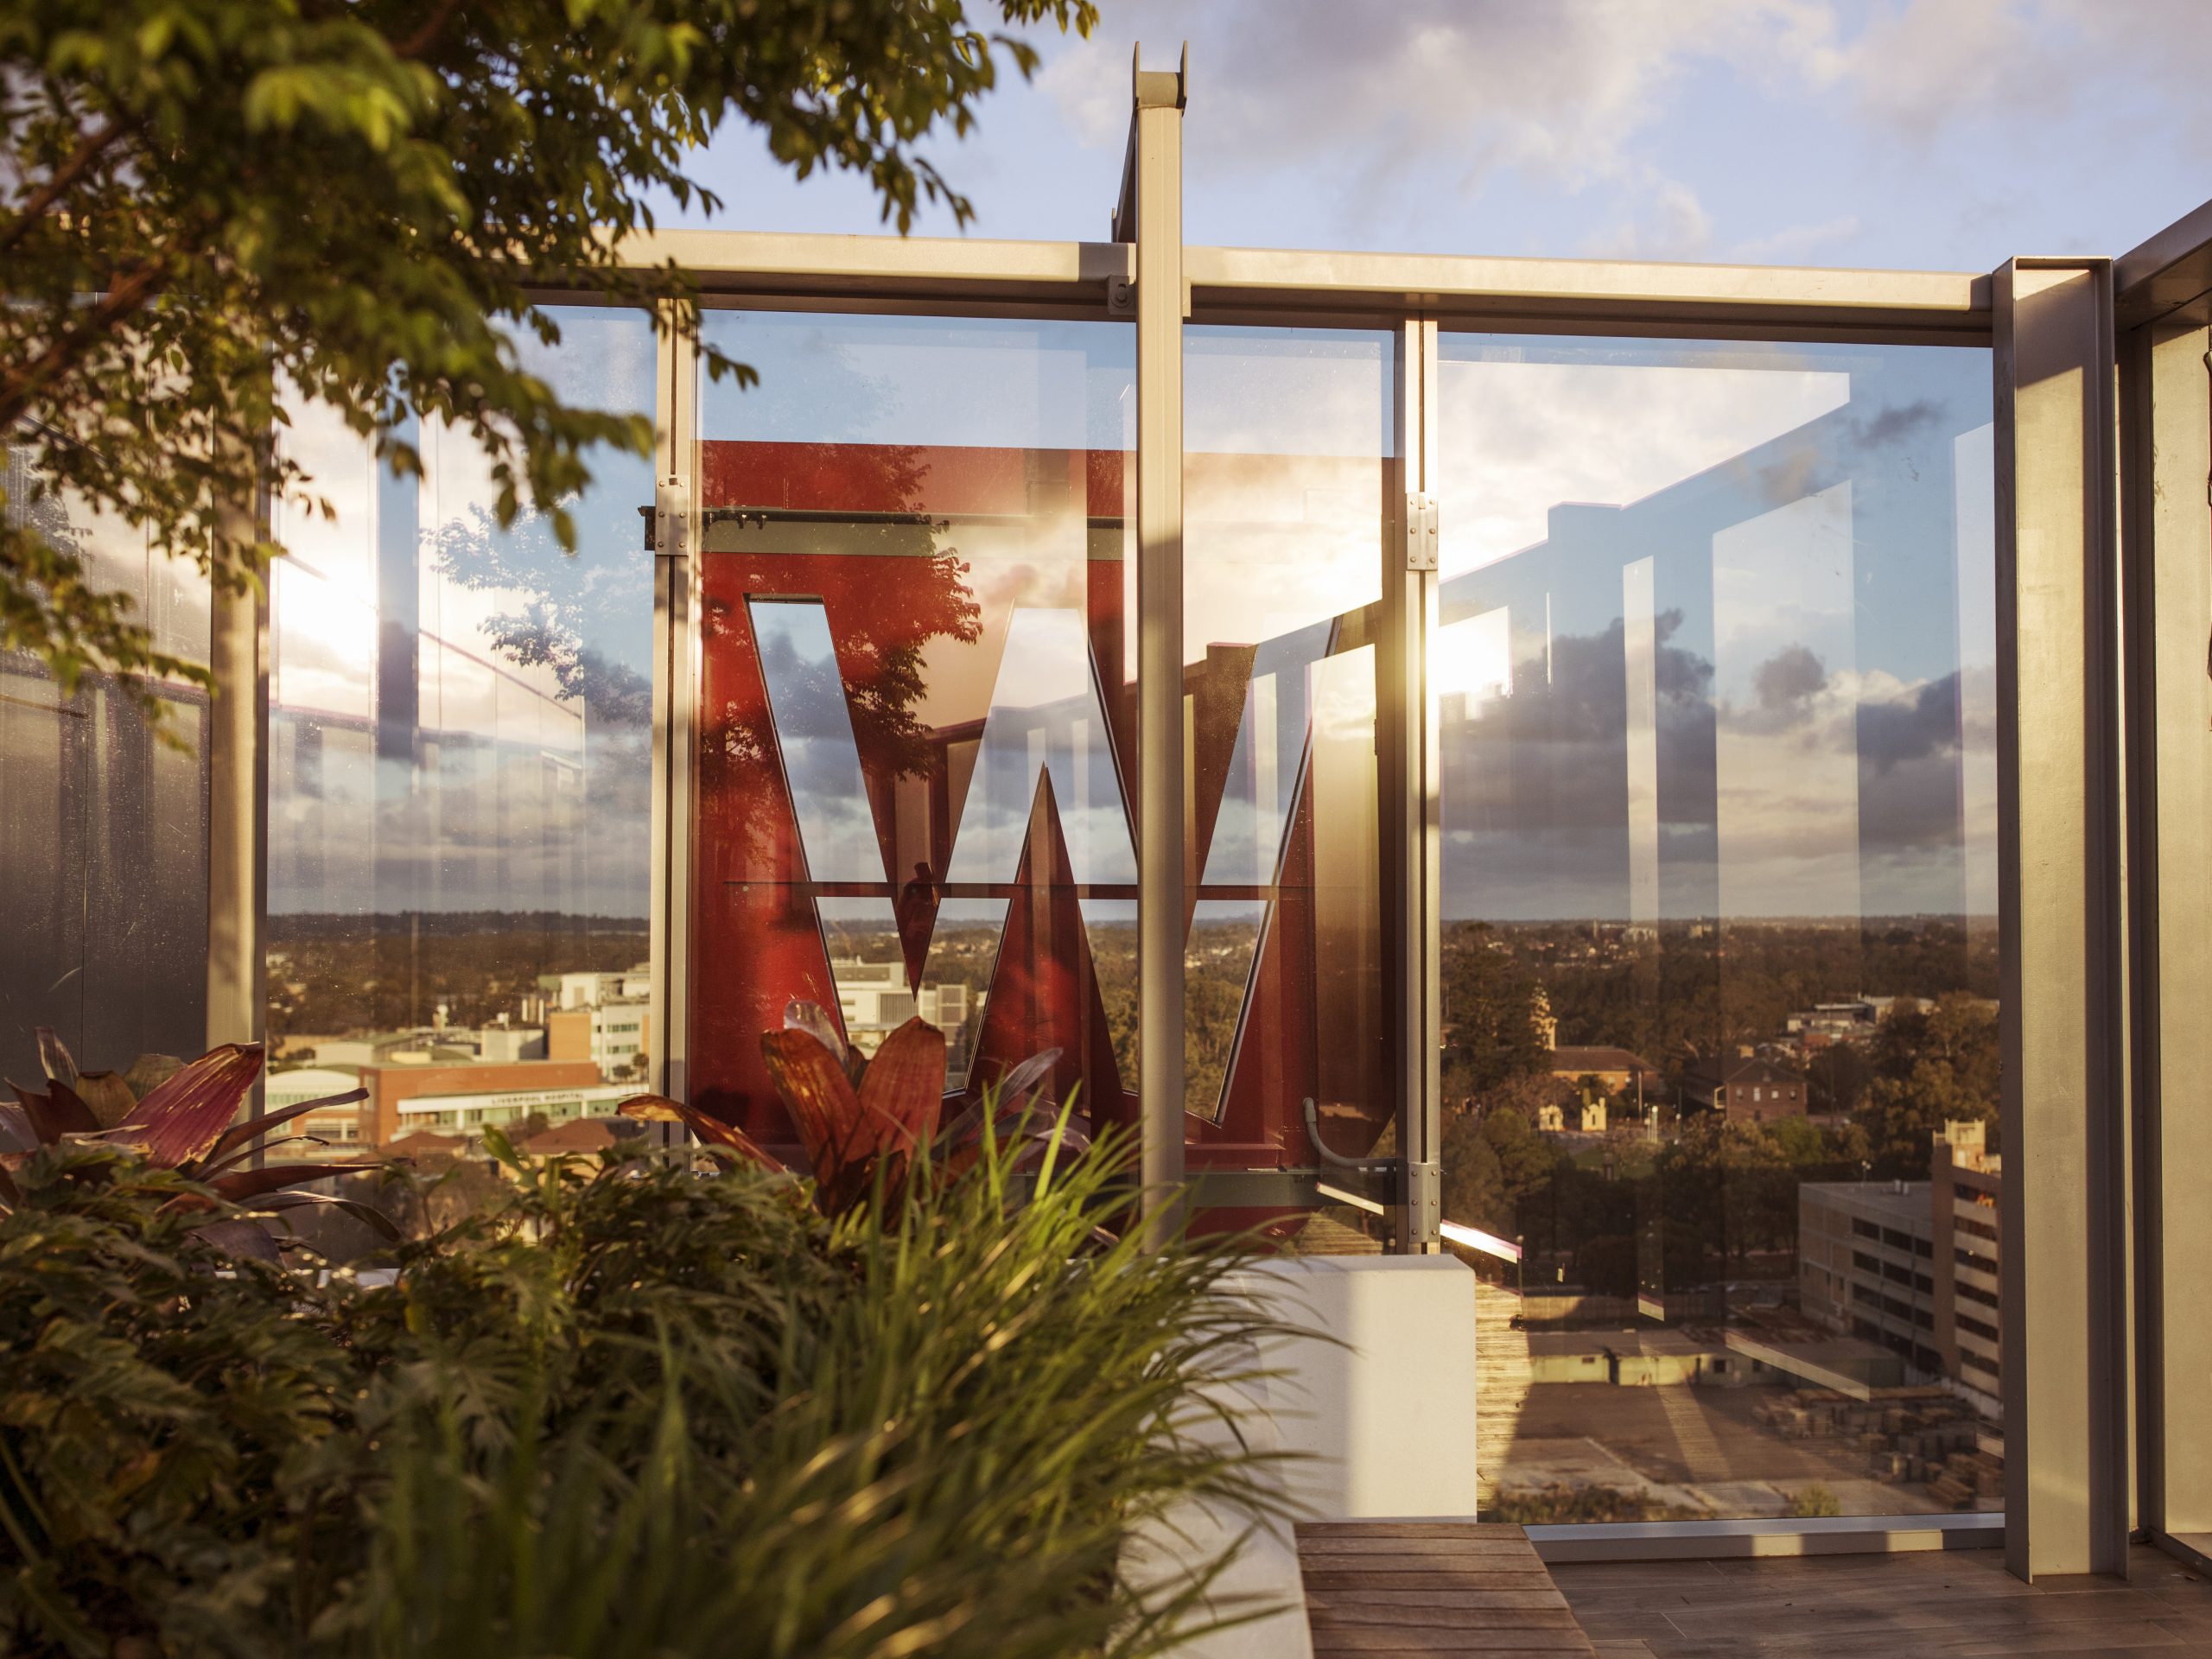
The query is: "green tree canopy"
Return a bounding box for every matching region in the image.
[1,0,1094,708]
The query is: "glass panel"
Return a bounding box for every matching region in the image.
[1433,336,1999,1523]
[690,313,1136,1144]
[1,449,211,1083]
[265,307,658,1176]
[1182,328,1390,1198]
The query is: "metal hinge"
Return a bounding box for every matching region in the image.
[654,475,690,558]
[1404,491,1439,570]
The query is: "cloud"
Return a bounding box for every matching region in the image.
[1579,178,1715,261]
[1038,1,1840,213]
[1728,216,1863,264]
[1835,0,2212,149]
[1755,645,1827,712]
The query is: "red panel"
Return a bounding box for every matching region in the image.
[690,438,1388,1204]
[690,567,836,1140]
[963,776,1127,1122]
[702,441,1124,519]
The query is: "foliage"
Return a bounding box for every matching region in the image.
[1440,922,1550,1101]
[1484,1484,1701,1526]
[0,1028,384,1260]
[621,998,1067,1215]
[1786,1483,1842,1519]
[0,1146,361,1657]
[1,1110,1294,1657]
[1,0,1095,715]
[1852,993,1999,1178]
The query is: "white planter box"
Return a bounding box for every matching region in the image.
[1137,1254,1481,1659]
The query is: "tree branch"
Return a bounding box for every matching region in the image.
[0,259,172,433]
[391,0,469,60]
[0,114,135,260]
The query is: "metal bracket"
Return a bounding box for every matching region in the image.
[654,475,690,559]
[1302,1096,1400,1173]
[1404,492,1439,570]
[1108,275,1134,315]
[1403,1157,1441,1241]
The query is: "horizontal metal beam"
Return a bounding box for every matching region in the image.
[608,229,1133,310]
[1185,245,1990,338]
[584,230,1991,338]
[2116,197,2212,327]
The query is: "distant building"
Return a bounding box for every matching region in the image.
[478,1024,547,1064]
[291,1024,546,1067]
[357,1058,603,1146]
[1547,1045,1659,1096]
[1686,1056,1807,1122]
[1931,1119,2003,1413]
[263,1065,370,1158]
[1537,1093,1608,1134]
[534,965,652,1013]
[547,999,651,1081]
[1527,1328,1742,1387]
[390,1078,638,1140]
[1801,1122,2002,1418]
[828,958,976,1063]
[1785,1001,1877,1045]
[1799,1179,1942,1376]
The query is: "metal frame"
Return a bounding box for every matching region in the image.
[1127,47,1187,1239]
[1384,318,1443,1252]
[647,302,698,1107]
[205,457,269,1140]
[2117,201,2212,1566]
[611,170,2031,1561]
[1993,257,2128,1581]
[211,67,2212,1573]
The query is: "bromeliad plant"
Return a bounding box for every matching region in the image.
[0,1028,390,1257]
[621,1001,1071,1216]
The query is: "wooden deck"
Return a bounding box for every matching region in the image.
[1550,1541,2212,1658]
[1296,1521,1599,1657]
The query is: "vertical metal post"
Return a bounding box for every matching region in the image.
[2120,308,2212,1541]
[1130,45,1187,1236]
[1993,257,2128,1580]
[650,302,698,1105]
[206,499,269,1087]
[1388,320,1442,1252]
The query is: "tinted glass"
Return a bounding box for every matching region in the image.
[266,308,658,1184]
[1433,336,2002,1522]
[1181,328,1391,1224]
[0,453,211,1083]
[691,313,1136,1140]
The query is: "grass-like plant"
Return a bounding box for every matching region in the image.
[322,1112,1296,1658]
[2,1093,1300,1658]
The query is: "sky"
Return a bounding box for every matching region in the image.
[666,0,2211,270]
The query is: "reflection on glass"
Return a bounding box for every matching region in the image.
[1,449,211,1079]
[692,313,1135,1145]
[1184,327,1390,1164]
[1185,900,1263,1123]
[944,607,1135,887]
[690,317,1392,1182]
[1433,335,2000,1526]
[753,599,887,883]
[264,308,657,1179]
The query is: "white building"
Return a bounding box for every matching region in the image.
[830,958,974,1057]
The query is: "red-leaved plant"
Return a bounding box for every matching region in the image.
[620,1000,1073,1216]
[0,1027,391,1258]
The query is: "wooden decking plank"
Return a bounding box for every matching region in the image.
[1296,1521,1598,1658]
